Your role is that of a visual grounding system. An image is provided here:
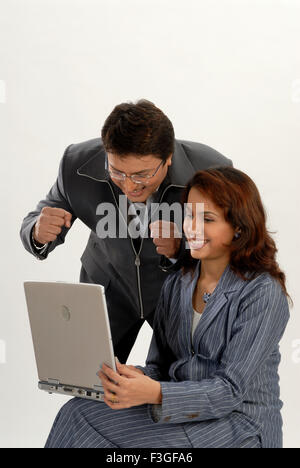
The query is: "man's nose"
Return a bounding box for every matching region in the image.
[123,177,140,192]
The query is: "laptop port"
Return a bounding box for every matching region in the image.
[63,387,73,393]
[86,391,92,397]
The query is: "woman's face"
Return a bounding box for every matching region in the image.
[183,187,236,262]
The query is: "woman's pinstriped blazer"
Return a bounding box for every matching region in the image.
[138,260,290,448]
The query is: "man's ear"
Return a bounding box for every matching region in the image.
[167,153,173,166]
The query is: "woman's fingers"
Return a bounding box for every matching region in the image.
[98,370,119,393]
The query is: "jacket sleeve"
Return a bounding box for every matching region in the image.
[149,280,290,424]
[136,275,177,382]
[159,232,188,273]
[20,145,77,260]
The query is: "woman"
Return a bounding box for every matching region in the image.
[45,167,290,449]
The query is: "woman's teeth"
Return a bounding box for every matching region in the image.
[189,239,209,250]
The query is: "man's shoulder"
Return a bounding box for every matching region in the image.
[176,138,233,169]
[61,138,106,176]
[67,137,104,159]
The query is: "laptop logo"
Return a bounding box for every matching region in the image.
[61,306,71,322]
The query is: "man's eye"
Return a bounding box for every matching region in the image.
[110,169,122,175]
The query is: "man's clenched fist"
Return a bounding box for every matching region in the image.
[33,207,72,245]
[149,220,182,259]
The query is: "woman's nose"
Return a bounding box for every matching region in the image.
[184,216,204,239]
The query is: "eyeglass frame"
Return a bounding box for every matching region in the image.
[105,154,166,185]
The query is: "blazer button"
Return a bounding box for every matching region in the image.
[187,413,199,419]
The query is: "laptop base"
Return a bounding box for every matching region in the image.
[38,381,105,402]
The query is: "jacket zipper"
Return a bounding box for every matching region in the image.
[131,183,185,320]
[134,239,144,319]
[77,168,184,320]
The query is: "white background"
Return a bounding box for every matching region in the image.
[0,0,299,448]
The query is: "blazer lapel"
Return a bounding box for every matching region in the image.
[179,266,200,354]
[191,263,246,347]
[193,292,229,346]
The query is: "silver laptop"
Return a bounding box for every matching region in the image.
[24,281,117,402]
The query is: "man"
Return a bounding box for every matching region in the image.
[20,99,232,363]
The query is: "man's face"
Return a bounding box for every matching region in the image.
[106,153,173,202]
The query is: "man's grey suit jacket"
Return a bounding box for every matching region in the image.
[20,138,232,362]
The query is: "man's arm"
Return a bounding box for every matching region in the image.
[20,145,77,260]
[159,232,187,272]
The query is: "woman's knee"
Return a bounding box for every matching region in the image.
[56,397,86,422]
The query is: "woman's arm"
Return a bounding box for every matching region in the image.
[151,280,290,424]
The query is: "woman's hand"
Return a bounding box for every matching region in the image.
[97,362,162,410]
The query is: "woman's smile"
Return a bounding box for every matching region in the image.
[188,239,210,250]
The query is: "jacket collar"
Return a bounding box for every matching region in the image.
[76,139,196,188]
[182,260,246,294]
[76,145,108,182]
[167,140,196,187]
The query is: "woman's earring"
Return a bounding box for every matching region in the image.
[234,231,241,239]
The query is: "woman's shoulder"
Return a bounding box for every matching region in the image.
[163,267,195,291]
[237,270,290,313]
[160,268,192,310]
[242,270,283,293]
[163,266,290,309]
[162,269,184,294]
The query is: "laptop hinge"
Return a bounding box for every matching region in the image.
[47,378,60,385]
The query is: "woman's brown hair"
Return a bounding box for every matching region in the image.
[181,166,292,304]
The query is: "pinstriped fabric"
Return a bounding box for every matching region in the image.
[45,261,290,448]
[45,399,193,448]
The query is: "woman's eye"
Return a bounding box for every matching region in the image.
[185,215,214,222]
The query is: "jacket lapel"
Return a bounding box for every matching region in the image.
[194,292,229,345]
[179,267,200,354]
[187,262,247,347]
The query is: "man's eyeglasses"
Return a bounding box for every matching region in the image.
[105,156,165,185]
